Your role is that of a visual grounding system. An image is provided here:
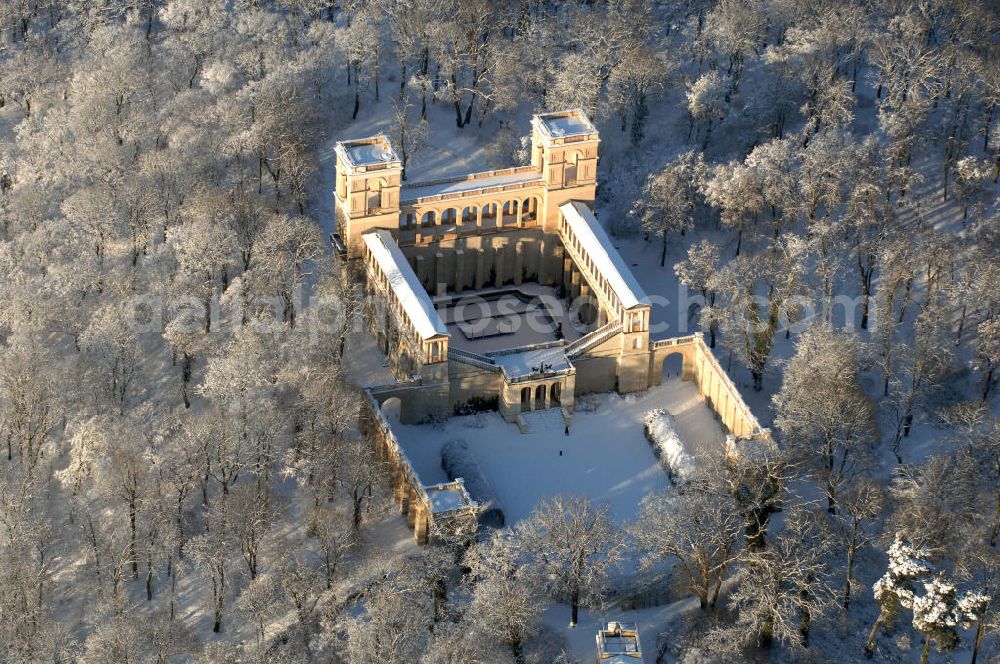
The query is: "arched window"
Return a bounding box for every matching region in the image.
[565,151,582,185]
[368,178,387,213]
[502,200,519,226]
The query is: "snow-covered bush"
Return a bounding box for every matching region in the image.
[643,408,695,484]
[575,394,601,413]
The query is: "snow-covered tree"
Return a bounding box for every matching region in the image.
[517,494,623,627]
[0,333,63,481]
[866,534,935,657]
[634,150,706,266]
[686,70,729,149]
[343,564,433,664]
[912,574,990,664]
[674,239,721,345]
[704,234,808,390]
[773,324,877,513]
[710,509,835,653]
[631,476,741,610]
[700,160,763,256]
[465,531,543,662]
[889,454,982,561]
[952,156,992,221]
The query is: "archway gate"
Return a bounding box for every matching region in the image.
[648,334,764,439]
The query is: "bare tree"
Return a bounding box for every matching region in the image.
[835,479,884,612]
[0,334,62,480]
[274,551,326,654]
[631,478,741,611]
[710,508,836,653]
[391,94,429,181]
[517,494,623,627]
[189,500,234,633]
[306,504,356,590]
[343,565,433,664]
[773,324,877,513]
[465,530,543,663]
[723,436,788,551]
[889,453,982,560]
[339,431,388,533]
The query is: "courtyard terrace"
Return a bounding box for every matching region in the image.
[434,284,586,353]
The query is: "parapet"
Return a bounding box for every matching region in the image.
[334,135,400,173]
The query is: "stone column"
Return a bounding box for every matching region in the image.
[494,245,505,288]
[415,254,428,290]
[475,247,487,290]
[399,479,410,516]
[513,241,524,286]
[406,486,418,526]
[413,504,429,544]
[455,249,465,293]
[434,251,446,296]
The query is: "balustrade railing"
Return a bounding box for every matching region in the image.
[447,348,501,372]
[564,321,623,358]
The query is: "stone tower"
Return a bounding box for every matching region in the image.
[333,135,402,255]
[529,110,601,233]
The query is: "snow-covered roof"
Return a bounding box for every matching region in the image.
[426,486,466,513]
[336,135,399,170]
[559,201,650,310]
[362,230,448,340]
[533,109,598,141]
[597,622,642,662]
[424,480,477,514]
[400,169,543,203]
[488,345,572,380]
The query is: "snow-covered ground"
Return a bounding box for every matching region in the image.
[320,46,999,664]
[386,378,725,527]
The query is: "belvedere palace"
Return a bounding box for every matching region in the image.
[334,110,766,543]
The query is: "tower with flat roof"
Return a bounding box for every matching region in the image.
[334,135,402,255]
[530,109,601,232]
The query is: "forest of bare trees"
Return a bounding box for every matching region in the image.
[0,0,998,662]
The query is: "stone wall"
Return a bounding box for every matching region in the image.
[649,334,765,440]
[363,392,477,544]
[448,360,503,414]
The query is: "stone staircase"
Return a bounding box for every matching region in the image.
[517,408,567,434]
